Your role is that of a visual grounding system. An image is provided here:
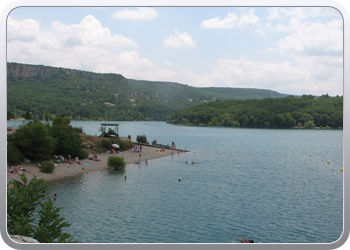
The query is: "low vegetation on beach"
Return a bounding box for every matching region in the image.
[7,114,133,168]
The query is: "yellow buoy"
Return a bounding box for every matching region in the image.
[341,169,343,172]
[327,161,330,164]
[309,154,311,157]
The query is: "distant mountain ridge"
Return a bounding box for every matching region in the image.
[7,62,290,121]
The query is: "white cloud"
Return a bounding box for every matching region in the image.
[7,16,40,42]
[201,12,238,29]
[112,7,158,20]
[7,15,138,69]
[275,19,343,56]
[201,9,259,29]
[163,29,196,47]
[238,9,260,28]
[165,61,172,67]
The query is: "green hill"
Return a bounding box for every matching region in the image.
[7,62,289,121]
[166,95,343,128]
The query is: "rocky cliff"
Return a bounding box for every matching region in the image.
[7,62,100,80]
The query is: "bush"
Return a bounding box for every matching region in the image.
[152,140,157,145]
[136,134,149,144]
[50,124,82,158]
[101,139,112,149]
[107,156,126,170]
[12,118,56,161]
[40,161,55,173]
[101,138,133,151]
[78,149,89,160]
[7,144,23,165]
[303,121,315,129]
[7,174,76,242]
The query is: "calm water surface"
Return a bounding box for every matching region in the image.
[8,121,343,243]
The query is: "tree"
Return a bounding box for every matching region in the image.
[52,114,70,126]
[23,111,32,120]
[7,110,13,120]
[303,121,315,129]
[11,118,56,160]
[44,112,54,123]
[50,124,82,158]
[7,174,76,243]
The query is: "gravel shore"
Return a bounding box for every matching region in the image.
[7,145,183,184]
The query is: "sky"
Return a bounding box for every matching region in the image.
[6,5,345,96]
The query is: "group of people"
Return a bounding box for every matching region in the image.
[42,191,58,201]
[132,144,142,153]
[89,154,101,161]
[8,165,31,174]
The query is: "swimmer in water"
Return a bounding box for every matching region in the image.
[237,237,255,243]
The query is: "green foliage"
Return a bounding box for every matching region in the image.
[50,123,82,158]
[23,111,32,120]
[7,110,13,120]
[34,199,76,243]
[44,112,54,122]
[152,140,157,145]
[40,161,55,173]
[304,121,316,129]
[107,156,126,170]
[78,149,89,160]
[7,174,75,242]
[101,139,112,149]
[7,62,289,121]
[136,134,149,144]
[101,138,132,151]
[52,114,70,126]
[7,144,23,165]
[166,95,343,128]
[11,118,56,160]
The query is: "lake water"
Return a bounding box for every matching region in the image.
[7,121,344,243]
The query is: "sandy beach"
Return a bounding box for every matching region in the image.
[7,145,183,184]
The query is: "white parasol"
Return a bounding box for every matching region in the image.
[112,144,120,148]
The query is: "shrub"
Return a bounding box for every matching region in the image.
[107,156,126,170]
[152,140,157,145]
[136,134,149,144]
[7,144,23,165]
[50,123,82,158]
[78,149,89,160]
[7,174,76,242]
[12,118,56,161]
[303,121,315,129]
[101,139,112,149]
[40,161,55,173]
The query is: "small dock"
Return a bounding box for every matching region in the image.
[133,142,190,152]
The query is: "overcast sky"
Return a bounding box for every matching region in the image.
[7,6,344,96]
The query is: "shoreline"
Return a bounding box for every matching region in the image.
[7,145,184,184]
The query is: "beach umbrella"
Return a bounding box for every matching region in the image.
[112,144,120,148]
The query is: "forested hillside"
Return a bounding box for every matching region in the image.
[166,95,343,128]
[7,62,289,121]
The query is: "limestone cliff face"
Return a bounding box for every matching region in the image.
[7,62,100,80]
[7,63,52,78]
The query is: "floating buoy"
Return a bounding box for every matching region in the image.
[309,154,311,157]
[327,161,330,164]
[341,169,343,172]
